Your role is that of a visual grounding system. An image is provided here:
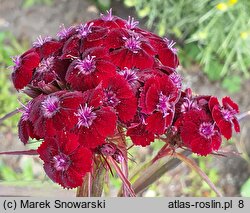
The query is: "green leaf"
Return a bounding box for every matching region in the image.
[0,163,17,181]
[97,0,111,10]
[22,0,37,8]
[184,43,200,60]
[21,158,34,181]
[158,24,166,37]
[124,0,137,7]
[222,76,242,93]
[204,60,223,81]
[138,7,150,18]
[241,177,250,197]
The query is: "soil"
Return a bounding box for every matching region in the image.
[0,0,250,197]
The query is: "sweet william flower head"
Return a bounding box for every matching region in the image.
[9,9,242,191]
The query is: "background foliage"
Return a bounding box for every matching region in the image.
[0,31,28,129]
[124,0,250,92]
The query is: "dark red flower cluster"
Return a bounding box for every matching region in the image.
[12,9,240,188]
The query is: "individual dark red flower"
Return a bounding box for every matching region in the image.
[11,48,40,90]
[106,28,156,69]
[60,34,81,59]
[73,87,117,148]
[66,47,116,91]
[91,9,127,29]
[118,67,164,95]
[18,100,41,144]
[29,91,84,138]
[56,24,77,41]
[180,110,222,156]
[126,112,155,146]
[148,35,179,69]
[209,96,240,140]
[103,74,137,122]
[134,29,179,69]
[79,24,108,51]
[37,131,93,189]
[31,56,70,89]
[174,88,210,116]
[139,75,180,134]
[60,23,108,59]
[127,122,155,147]
[156,38,179,69]
[33,35,63,58]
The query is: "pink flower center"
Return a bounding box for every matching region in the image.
[36,56,54,73]
[104,89,120,107]
[126,16,139,29]
[199,122,215,139]
[57,24,74,40]
[53,153,71,171]
[163,37,178,54]
[33,35,52,48]
[124,35,142,53]
[74,55,96,75]
[77,22,93,38]
[221,108,236,121]
[169,73,182,89]
[181,98,200,113]
[11,55,21,70]
[20,101,32,121]
[41,96,60,118]
[75,104,97,128]
[157,92,173,117]
[119,67,138,85]
[100,8,113,21]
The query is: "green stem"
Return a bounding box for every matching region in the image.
[76,156,106,197]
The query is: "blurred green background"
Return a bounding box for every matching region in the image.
[0,0,250,196]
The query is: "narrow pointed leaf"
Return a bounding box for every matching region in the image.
[129,150,191,195]
[174,152,223,197]
[107,156,136,197]
[0,108,22,125]
[0,149,38,155]
[117,126,129,196]
[152,143,171,163]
